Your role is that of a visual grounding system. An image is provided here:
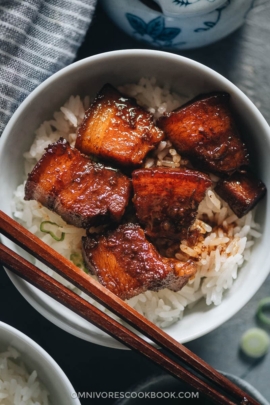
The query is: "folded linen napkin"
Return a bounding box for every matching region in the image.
[0,0,97,136]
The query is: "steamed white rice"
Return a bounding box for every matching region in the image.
[0,347,49,405]
[12,77,261,328]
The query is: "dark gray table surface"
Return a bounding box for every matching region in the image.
[0,0,270,403]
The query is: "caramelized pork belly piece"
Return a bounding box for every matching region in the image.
[158,92,249,175]
[150,237,182,258]
[82,223,196,299]
[215,171,266,218]
[75,84,164,167]
[132,168,212,240]
[24,138,131,228]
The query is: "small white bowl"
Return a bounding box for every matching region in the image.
[0,321,80,405]
[0,50,270,349]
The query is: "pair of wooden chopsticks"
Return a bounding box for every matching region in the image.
[0,210,258,405]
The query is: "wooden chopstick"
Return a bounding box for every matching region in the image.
[0,210,258,405]
[0,243,234,405]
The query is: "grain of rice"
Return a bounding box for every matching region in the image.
[251,221,261,230]
[249,229,262,238]
[208,237,230,246]
[217,207,228,225]
[138,294,147,303]
[180,244,198,258]
[207,190,221,210]
[169,149,177,156]
[226,214,238,224]
[60,107,77,127]
[155,141,167,154]
[144,158,155,168]
[158,160,178,168]
[173,155,181,163]
[157,148,170,160]
[215,248,221,272]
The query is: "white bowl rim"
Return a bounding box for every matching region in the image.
[0,321,81,404]
[1,49,270,349]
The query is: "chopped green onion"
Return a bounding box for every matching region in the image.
[70,252,88,274]
[240,328,270,358]
[257,297,270,326]
[40,221,65,241]
[89,154,99,163]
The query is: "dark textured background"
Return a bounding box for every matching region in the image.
[1,0,270,403]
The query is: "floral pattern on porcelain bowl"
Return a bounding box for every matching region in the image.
[100,0,255,49]
[156,0,228,17]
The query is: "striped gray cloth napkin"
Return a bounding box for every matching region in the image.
[0,0,97,136]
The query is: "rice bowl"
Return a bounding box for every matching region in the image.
[0,322,80,405]
[0,50,269,349]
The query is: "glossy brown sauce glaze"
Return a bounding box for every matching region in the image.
[76,84,164,167]
[132,168,212,241]
[157,92,249,175]
[215,171,266,218]
[24,138,131,228]
[82,223,196,300]
[24,85,267,300]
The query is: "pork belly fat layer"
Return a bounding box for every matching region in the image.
[215,171,266,218]
[158,92,249,174]
[75,84,164,167]
[82,223,196,300]
[132,168,212,240]
[24,138,131,228]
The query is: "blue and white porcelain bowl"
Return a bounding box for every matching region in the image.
[101,0,254,50]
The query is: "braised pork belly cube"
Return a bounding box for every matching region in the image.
[82,223,196,300]
[75,84,164,167]
[215,171,266,218]
[24,138,131,228]
[150,237,182,258]
[158,92,249,175]
[132,168,212,240]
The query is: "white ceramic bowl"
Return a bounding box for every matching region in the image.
[0,322,80,405]
[0,50,269,349]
